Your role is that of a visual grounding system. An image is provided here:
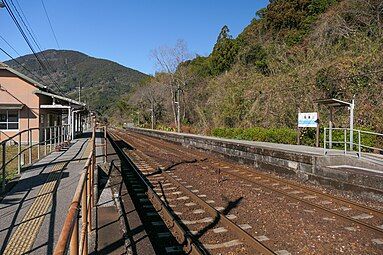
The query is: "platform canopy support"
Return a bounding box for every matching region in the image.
[315,97,355,150]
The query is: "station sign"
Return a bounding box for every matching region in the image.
[298,112,318,128]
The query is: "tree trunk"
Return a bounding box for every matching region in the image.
[170,86,177,127]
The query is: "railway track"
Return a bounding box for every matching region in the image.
[109,131,277,255]
[115,129,383,237]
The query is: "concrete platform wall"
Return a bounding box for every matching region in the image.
[127,128,383,196]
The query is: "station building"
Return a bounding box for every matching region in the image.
[0,62,88,143]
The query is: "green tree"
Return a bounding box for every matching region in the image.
[217,25,232,42]
[241,44,269,75]
[210,26,239,75]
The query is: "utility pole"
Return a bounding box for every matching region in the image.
[78,83,81,102]
[176,85,181,133]
[150,101,154,130]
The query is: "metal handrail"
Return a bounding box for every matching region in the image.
[1,125,70,191]
[54,126,97,255]
[324,127,383,158]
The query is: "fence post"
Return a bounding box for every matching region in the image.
[358,130,361,158]
[18,134,21,175]
[91,130,96,207]
[87,166,92,232]
[37,129,40,160]
[57,126,59,147]
[50,127,53,153]
[44,128,47,156]
[344,129,347,155]
[54,126,57,150]
[81,182,88,255]
[323,128,327,155]
[2,143,6,192]
[70,216,79,255]
[62,126,64,143]
[29,129,32,165]
[104,126,107,163]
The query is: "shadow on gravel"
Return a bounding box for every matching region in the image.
[146,159,204,178]
[192,197,243,240]
[114,140,134,151]
[159,188,244,251]
[108,137,185,255]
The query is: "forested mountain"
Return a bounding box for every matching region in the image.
[5,50,149,114]
[126,0,383,138]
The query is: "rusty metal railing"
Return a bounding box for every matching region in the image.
[0,125,70,192]
[54,127,96,255]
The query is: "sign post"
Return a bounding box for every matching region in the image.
[297,112,318,146]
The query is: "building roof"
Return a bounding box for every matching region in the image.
[34,89,86,107]
[0,63,48,90]
[314,98,352,107]
[0,62,86,109]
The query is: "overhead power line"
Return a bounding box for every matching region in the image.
[7,0,58,72]
[2,0,65,95]
[0,47,49,86]
[40,0,60,49]
[0,34,21,56]
[14,0,40,44]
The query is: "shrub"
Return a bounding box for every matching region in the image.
[212,126,378,151]
[240,44,269,75]
[212,127,297,144]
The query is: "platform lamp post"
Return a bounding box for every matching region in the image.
[349,97,355,151]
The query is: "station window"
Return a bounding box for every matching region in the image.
[0,109,19,130]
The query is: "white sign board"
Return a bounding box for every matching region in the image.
[298,112,318,128]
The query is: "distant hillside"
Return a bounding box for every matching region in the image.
[128,0,383,136]
[5,49,149,113]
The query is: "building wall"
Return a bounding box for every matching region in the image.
[0,70,40,142]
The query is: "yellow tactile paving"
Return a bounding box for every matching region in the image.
[3,162,65,255]
[79,139,92,162]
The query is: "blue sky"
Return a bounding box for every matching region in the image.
[0,0,269,75]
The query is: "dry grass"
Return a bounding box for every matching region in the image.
[0,143,52,184]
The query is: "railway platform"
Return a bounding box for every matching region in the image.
[128,127,383,195]
[108,128,383,254]
[1,125,381,255]
[0,130,116,255]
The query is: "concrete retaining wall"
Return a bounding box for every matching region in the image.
[127,128,383,196]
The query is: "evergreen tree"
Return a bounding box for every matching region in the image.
[217,25,232,42]
[210,25,238,75]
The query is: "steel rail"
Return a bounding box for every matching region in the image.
[111,131,277,255]
[141,153,277,255]
[123,129,383,216]
[217,168,383,236]
[120,129,383,236]
[108,132,205,255]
